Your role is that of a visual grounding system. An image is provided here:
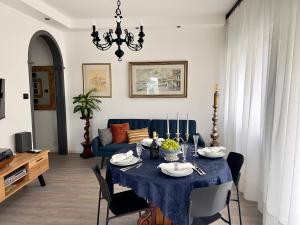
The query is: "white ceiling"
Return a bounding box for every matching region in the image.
[0,0,236,29]
[41,0,236,18]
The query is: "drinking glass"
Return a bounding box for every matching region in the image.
[193,134,200,157]
[136,142,143,161]
[181,143,189,162]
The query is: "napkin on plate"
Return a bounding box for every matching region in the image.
[158,162,195,171]
[111,150,133,163]
[202,146,226,155]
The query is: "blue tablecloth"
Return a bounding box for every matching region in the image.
[106,146,232,225]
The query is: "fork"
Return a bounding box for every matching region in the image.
[192,162,205,175]
[120,163,142,172]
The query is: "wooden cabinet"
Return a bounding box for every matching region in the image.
[0,150,49,203]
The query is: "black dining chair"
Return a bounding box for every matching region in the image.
[189,182,233,225]
[91,164,149,225]
[226,152,244,225]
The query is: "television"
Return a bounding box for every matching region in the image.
[0,79,4,120]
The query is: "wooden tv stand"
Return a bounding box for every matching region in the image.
[0,150,49,203]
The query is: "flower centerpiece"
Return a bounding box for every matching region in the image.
[160,139,181,161]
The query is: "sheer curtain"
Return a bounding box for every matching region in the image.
[223,0,300,224]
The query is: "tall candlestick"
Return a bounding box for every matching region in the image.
[213,84,219,107]
[177,113,179,133]
[167,114,170,135]
[186,113,189,133]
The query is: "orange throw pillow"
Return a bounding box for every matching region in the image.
[110,123,130,144]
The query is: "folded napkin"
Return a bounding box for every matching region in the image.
[111,150,133,163]
[158,162,195,171]
[202,146,226,154]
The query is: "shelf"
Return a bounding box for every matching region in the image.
[4,172,27,188]
[5,178,29,198]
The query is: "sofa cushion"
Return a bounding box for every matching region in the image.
[98,128,113,146]
[111,123,130,144]
[127,128,149,144]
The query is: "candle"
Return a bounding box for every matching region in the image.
[213,84,219,107]
[167,114,170,134]
[177,113,179,133]
[186,113,189,133]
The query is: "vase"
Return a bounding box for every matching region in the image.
[161,148,180,162]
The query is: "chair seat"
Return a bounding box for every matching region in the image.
[191,213,222,225]
[110,190,148,215]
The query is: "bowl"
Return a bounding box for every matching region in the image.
[160,148,181,161]
[0,155,15,170]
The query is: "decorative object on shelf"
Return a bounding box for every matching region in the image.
[91,0,145,61]
[32,66,56,110]
[82,63,112,98]
[129,61,188,98]
[0,149,14,170]
[73,90,102,159]
[210,84,220,147]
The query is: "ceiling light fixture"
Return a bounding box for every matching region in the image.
[91,0,145,61]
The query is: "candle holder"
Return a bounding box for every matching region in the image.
[166,133,170,139]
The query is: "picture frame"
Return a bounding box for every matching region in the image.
[32,66,56,110]
[129,61,188,98]
[82,63,112,98]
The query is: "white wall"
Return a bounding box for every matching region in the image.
[28,37,58,152]
[0,2,65,151]
[0,1,225,153]
[65,27,225,152]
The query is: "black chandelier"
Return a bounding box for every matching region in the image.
[91,0,145,61]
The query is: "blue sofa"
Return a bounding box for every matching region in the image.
[92,119,205,168]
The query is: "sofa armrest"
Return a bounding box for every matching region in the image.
[91,137,103,155]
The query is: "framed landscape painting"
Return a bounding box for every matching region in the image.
[129,61,188,98]
[82,63,112,98]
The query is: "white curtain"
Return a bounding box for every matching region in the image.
[224,0,300,224]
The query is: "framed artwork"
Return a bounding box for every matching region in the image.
[32,66,56,110]
[82,63,112,98]
[129,61,188,98]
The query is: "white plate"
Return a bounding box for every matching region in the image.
[161,166,193,177]
[141,138,165,147]
[197,149,225,158]
[110,156,139,166]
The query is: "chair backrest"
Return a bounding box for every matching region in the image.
[91,164,112,203]
[226,152,244,185]
[190,182,232,217]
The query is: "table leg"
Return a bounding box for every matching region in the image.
[137,207,174,225]
[38,175,46,186]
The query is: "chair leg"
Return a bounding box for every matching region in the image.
[97,191,101,225]
[236,185,242,225]
[105,204,110,225]
[162,215,165,225]
[227,204,232,225]
[101,157,105,169]
[139,211,142,217]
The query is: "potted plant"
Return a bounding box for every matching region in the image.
[73,90,102,158]
[160,139,181,161]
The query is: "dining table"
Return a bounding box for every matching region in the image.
[106,145,232,225]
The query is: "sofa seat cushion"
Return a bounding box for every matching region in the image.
[100,143,133,156]
[111,123,130,144]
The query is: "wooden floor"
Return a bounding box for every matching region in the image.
[0,153,262,225]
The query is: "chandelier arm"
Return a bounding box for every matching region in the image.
[125,29,144,51]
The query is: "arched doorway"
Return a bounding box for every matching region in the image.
[28,30,68,154]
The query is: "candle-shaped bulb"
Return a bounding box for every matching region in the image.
[186,113,189,134]
[213,84,219,107]
[116,17,121,23]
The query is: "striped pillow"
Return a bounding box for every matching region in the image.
[127,128,149,144]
